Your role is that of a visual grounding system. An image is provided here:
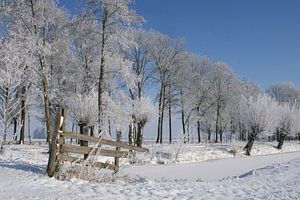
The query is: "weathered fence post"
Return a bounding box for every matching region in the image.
[47,107,66,177]
[114,131,122,173]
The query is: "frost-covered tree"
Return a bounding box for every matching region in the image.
[267,82,300,105]
[227,79,261,142]
[148,31,185,144]
[266,82,300,142]
[68,92,98,128]
[163,50,187,144]
[0,40,26,143]
[179,55,216,143]
[2,0,70,143]
[240,95,279,155]
[276,103,300,149]
[125,30,156,146]
[83,0,143,135]
[200,110,215,142]
[131,97,155,146]
[69,15,100,95]
[68,91,98,153]
[210,62,237,143]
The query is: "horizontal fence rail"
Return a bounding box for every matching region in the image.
[61,131,149,152]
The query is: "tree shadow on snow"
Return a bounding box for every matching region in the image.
[0,161,45,174]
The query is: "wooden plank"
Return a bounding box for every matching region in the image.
[98,149,132,158]
[101,139,149,153]
[61,131,97,143]
[61,131,149,152]
[60,155,117,171]
[60,155,82,163]
[93,162,117,171]
[61,144,91,154]
[61,144,132,158]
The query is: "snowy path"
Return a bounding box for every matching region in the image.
[0,151,300,199]
[123,151,300,181]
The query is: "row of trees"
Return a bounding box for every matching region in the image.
[0,1,299,154]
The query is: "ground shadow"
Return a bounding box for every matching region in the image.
[0,160,45,174]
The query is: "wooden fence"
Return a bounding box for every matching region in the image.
[46,107,149,177]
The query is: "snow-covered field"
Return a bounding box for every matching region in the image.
[130,141,300,165]
[0,141,300,199]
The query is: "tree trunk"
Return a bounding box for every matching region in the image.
[197,106,201,143]
[215,103,220,143]
[276,129,280,142]
[98,11,107,135]
[108,118,112,136]
[230,129,235,142]
[71,123,75,144]
[244,131,257,156]
[157,83,165,144]
[2,87,8,144]
[160,85,166,144]
[197,121,201,143]
[156,84,163,143]
[39,6,52,144]
[277,133,286,150]
[128,121,135,145]
[219,129,223,143]
[19,87,26,144]
[186,120,190,143]
[42,75,52,143]
[79,123,88,159]
[28,113,32,145]
[180,90,186,137]
[133,122,137,143]
[13,117,18,143]
[3,125,7,144]
[239,123,246,141]
[90,126,94,137]
[136,122,144,147]
[168,96,172,144]
[207,128,211,142]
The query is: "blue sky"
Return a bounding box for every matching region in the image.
[60,0,300,89]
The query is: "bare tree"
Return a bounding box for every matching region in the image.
[148,32,185,144]
[125,30,154,146]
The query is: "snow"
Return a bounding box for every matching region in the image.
[130,141,300,165]
[0,142,300,199]
[124,151,300,181]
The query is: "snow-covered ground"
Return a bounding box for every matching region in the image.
[0,141,300,199]
[130,141,300,165]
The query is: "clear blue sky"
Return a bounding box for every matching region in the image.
[60,0,300,89]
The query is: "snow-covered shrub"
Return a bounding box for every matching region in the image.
[58,162,101,182]
[240,94,280,155]
[172,134,186,162]
[58,161,146,183]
